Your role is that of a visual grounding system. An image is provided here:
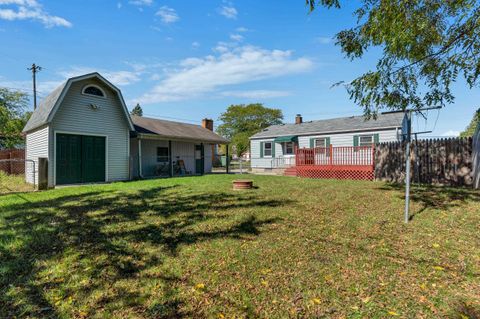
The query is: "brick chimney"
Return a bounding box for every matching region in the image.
[295,114,303,124]
[202,118,214,131]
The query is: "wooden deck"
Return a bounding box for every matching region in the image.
[294,146,375,180]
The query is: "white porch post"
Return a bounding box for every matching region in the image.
[138,137,143,178]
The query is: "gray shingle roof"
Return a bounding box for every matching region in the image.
[250,113,404,139]
[132,115,229,144]
[22,82,67,132]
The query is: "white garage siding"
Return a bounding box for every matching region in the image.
[48,78,130,186]
[251,128,400,168]
[25,125,49,185]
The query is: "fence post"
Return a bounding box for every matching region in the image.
[329,144,333,166]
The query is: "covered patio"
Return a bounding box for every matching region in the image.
[130,116,229,179]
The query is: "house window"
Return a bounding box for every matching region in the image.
[157,147,169,162]
[264,142,272,157]
[315,138,326,148]
[282,142,294,155]
[359,135,373,146]
[82,85,105,98]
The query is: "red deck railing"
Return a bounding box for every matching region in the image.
[294,145,375,180]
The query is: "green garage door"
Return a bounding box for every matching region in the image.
[56,134,106,185]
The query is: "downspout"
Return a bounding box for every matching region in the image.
[138,137,144,178]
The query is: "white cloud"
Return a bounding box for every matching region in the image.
[192,41,200,48]
[59,67,141,86]
[222,90,291,99]
[236,26,248,32]
[117,2,122,9]
[136,46,313,104]
[155,6,178,24]
[0,0,71,28]
[128,0,152,6]
[219,5,237,19]
[315,36,333,44]
[441,130,460,137]
[230,33,243,42]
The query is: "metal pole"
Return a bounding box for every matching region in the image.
[226,144,229,174]
[404,111,412,223]
[405,139,411,223]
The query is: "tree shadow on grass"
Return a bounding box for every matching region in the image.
[378,183,480,220]
[0,185,291,318]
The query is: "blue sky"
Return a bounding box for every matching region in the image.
[0,0,478,136]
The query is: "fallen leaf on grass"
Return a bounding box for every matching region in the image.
[433,266,444,271]
[388,311,400,316]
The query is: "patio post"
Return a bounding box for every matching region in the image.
[138,138,143,178]
[169,140,173,177]
[226,144,230,174]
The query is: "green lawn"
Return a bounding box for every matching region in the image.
[0,175,479,318]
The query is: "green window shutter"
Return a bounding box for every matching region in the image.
[326,137,331,147]
[310,138,315,148]
[271,142,276,158]
[260,142,264,158]
[374,133,380,144]
[353,135,359,147]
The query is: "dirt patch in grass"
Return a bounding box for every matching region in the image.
[0,175,479,318]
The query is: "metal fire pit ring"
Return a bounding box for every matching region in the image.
[232,179,254,190]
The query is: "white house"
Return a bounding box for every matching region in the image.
[23,73,228,187]
[250,113,403,171]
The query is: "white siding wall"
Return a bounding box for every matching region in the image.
[204,143,213,173]
[49,78,130,186]
[250,128,400,168]
[298,129,400,148]
[172,141,196,174]
[25,125,49,185]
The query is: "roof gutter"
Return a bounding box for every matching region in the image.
[136,132,229,144]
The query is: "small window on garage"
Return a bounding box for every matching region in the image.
[157,147,169,162]
[82,85,106,98]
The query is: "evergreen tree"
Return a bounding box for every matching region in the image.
[460,108,480,137]
[131,103,143,116]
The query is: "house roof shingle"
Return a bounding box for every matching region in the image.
[250,113,404,139]
[132,115,229,144]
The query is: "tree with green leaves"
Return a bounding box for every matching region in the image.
[131,103,143,116]
[217,104,283,157]
[306,0,480,116]
[460,108,480,137]
[0,88,30,149]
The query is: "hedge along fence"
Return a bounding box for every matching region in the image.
[374,137,474,187]
[0,149,25,175]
